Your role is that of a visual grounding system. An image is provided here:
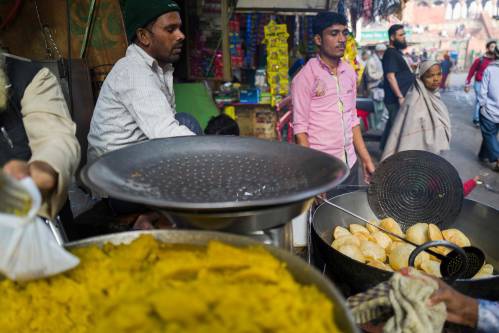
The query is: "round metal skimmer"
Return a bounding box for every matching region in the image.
[368,150,464,231]
[442,247,486,280]
[82,136,348,211]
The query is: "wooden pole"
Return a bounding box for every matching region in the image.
[80,0,98,59]
[221,0,232,81]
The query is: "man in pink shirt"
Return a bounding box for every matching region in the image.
[292,12,375,189]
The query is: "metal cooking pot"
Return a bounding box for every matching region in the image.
[66,230,359,333]
[312,191,499,300]
[81,136,348,232]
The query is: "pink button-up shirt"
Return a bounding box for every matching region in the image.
[292,56,359,168]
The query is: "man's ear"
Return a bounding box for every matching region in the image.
[314,34,322,47]
[136,28,151,47]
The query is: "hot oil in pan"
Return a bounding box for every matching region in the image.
[122,152,309,203]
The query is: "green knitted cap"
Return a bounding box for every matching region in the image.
[124,0,180,44]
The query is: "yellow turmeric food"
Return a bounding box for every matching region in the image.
[0,235,339,333]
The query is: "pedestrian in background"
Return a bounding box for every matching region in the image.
[360,49,370,68]
[380,24,416,150]
[477,46,499,172]
[465,40,496,126]
[440,53,453,91]
[365,43,387,130]
[381,60,451,160]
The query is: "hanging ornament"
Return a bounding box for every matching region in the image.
[343,34,364,86]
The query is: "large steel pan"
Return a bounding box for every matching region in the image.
[81,136,348,232]
[312,191,499,300]
[66,230,359,333]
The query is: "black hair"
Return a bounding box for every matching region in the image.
[486,40,497,48]
[312,12,348,36]
[205,114,240,136]
[133,18,158,44]
[388,24,404,39]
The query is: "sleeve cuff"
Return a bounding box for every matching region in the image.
[477,299,499,333]
[293,126,308,135]
[352,118,361,128]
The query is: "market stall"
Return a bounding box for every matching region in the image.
[1,135,498,332]
[1,2,498,332]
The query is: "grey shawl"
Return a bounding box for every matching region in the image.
[382,60,451,160]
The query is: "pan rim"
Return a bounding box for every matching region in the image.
[312,192,499,283]
[81,136,350,210]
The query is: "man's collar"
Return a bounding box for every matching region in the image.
[316,54,346,74]
[127,44,173,72]
[389,46,403,53]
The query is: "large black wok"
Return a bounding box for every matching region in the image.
[82,136,348,232]
[312,191,499,300]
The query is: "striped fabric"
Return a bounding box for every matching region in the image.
[87,44,193,165]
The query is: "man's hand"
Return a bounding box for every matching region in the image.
[295,133,310,148]
[398,96,405,106]
[464,85,471,93]
[3,160,58,196]
[352,125,375,183]
[429,278,478,328]
[3,160,30,180]
[361,322,384,333]
[362,158,376,183]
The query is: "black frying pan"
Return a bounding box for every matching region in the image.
[81,136,348,211]
[312,191,499,300]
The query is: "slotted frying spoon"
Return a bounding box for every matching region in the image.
[320,197,485,280]
[369,151,465,230]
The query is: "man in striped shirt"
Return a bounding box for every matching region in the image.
[88,0,201,166]
[87,0,201,228]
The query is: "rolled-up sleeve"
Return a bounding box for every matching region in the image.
[117,69,193,139]
[21,68,81,219]
[291,72,313,135]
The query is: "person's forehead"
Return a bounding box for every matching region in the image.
[155,11,182,26]
[323,24,348,32]
[396,29,405,35]
[425,64,441,74]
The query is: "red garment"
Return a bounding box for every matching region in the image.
[463,179,477,197]
[466,57,494,84]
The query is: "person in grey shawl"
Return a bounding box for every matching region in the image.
[381,60,451,160]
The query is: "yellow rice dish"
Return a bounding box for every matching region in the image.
[0,235,339,333]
